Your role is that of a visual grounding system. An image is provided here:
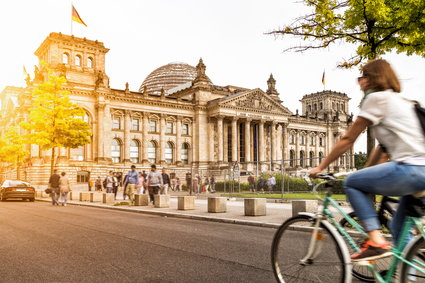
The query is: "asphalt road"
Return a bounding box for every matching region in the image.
[0,201,277,283]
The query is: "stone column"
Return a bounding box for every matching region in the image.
[159,114,166,164]
[176,116,182,165]
[305,131,310,167]
[244,119,251,163]
[231,117,238,162]
[271,122,277,166]
[217,116,224,163]
[208,118,215,163]
[295,130,300,167]
[259,120,265,164]
[315,132,319,167]
[142,113,149,165]
[123,110,131,163]
[95,102,105,161]
[282,124,288,166]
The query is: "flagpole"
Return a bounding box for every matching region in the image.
[70,3,73,35]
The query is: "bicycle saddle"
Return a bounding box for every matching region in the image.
[405,195,425,218]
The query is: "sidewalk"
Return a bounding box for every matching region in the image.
[36,191,352,229]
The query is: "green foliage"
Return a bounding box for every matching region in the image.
[21,68,92,173]
[354,152,368,169]
[0,127,29,165]
[268,0,425,67]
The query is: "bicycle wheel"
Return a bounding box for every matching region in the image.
[400,236,425,282]
[271,215,351,283]
[339,212,391,282]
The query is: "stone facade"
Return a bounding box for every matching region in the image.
[0,32,354,186]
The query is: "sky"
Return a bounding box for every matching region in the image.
[1,0,424,152]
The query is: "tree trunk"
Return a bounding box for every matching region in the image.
[367,128,375,157]
[50,147,56,175]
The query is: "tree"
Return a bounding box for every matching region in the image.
[354,151,368,169]
[21,69,92,175]
[0,127,29,180]
[268,0,425,155]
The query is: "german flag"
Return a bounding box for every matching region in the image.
[321,70,325,85]
[72,5,87,27]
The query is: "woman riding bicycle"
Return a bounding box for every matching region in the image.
[309,59,425,262]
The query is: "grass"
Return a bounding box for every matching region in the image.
[222,192,348,201]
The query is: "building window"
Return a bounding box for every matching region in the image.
[149,120,157,132]
[75,55,81,66]
[165,142,174,164]
[112,117,121,130]
[166,122,173,134]
[314,104,317,111]
[289,150,295,167]
[319,152,323,163]
[130,140,139,163]
[239,123,245,163]
[148,141,157,164]
[341,103,345,112]
[309,151,314,167]
[77,171,90,183]
[300,135,306,145]
[320,102,323,109]
[319,137,324,147]
[309,136,314,146]
[300,151,305,167]
[308,105,312,112]
[289,134,295,144]
[182,123,189,135]
[87,57,93,68]
[111,139,121,163]
[227,125,232,162]
[63,53,69,64]
[132,119,140,131]
[70,146,85,161]
[181,143,189,164]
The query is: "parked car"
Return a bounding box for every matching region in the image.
[0,180,35,201]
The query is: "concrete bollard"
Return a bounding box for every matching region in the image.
[134,194,149,206]
[292,200,318,217]
[178,196,196,210]
[154,195,170,208]
[70,191,80,201]
[80,192,90,202]
[208,197,227,213]
[103,193,115,204]
[35,190,42,198]
[90,192,103,202]
[244,198,267,216]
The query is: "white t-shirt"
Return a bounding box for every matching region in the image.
[358,90,425,165]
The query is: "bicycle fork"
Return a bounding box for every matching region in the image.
[300,214,325,265]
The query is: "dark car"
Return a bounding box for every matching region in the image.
[0,180,35,202]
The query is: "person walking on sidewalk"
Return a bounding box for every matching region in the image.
[147,164,163,203]
[59,172,71,206]
[106,171,114,194]
[258,176,265,193]
[95,176,102,192]
[124,165,139,204]
[186,173,192,195]
[248,173,255,192]
[112,172,119,197]
[48,169,61,206]
[192,175,200,195]
[161,168,170,195]
[210,175,216,193]
[136,172,145,194]
[267,175,276,194]
[176,177,181,192]
[203,176,210,193]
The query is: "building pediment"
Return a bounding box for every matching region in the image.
[217,89,292,115]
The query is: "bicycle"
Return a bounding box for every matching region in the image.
[339,196,399,282]
[271,172,425,283]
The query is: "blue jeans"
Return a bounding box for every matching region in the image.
[344,162,425,241]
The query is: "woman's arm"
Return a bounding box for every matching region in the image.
[309,117,372,177]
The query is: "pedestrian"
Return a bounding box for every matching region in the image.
[192,175,199,194]
[161,168,170,195]
[267,175,276,193]
[210,175,216,192]
[186,172,192,195]
[59,172,71,206]
[112,172,119,197]
[248,173,255,192]
[106,171,114,194]
[309,59,425,261]
[122,174,128,200]
[48,169,61,206]
[147,164,163,203]
[142,170,148,190]
[95,176,102,191]
[176,177,181,192]
[258,176,265,193]
[136,172,145,194]
[88,179,93,191]
[170,174,177,191]
[124,165,139,203]
[203,176,210,193]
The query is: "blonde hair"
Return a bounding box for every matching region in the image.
[362,59,401,93]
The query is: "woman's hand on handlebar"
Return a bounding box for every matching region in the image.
[309,167,323,179]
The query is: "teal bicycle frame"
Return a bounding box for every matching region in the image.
[317,181,425,282]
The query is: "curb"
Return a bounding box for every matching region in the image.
[36,198,281,229]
